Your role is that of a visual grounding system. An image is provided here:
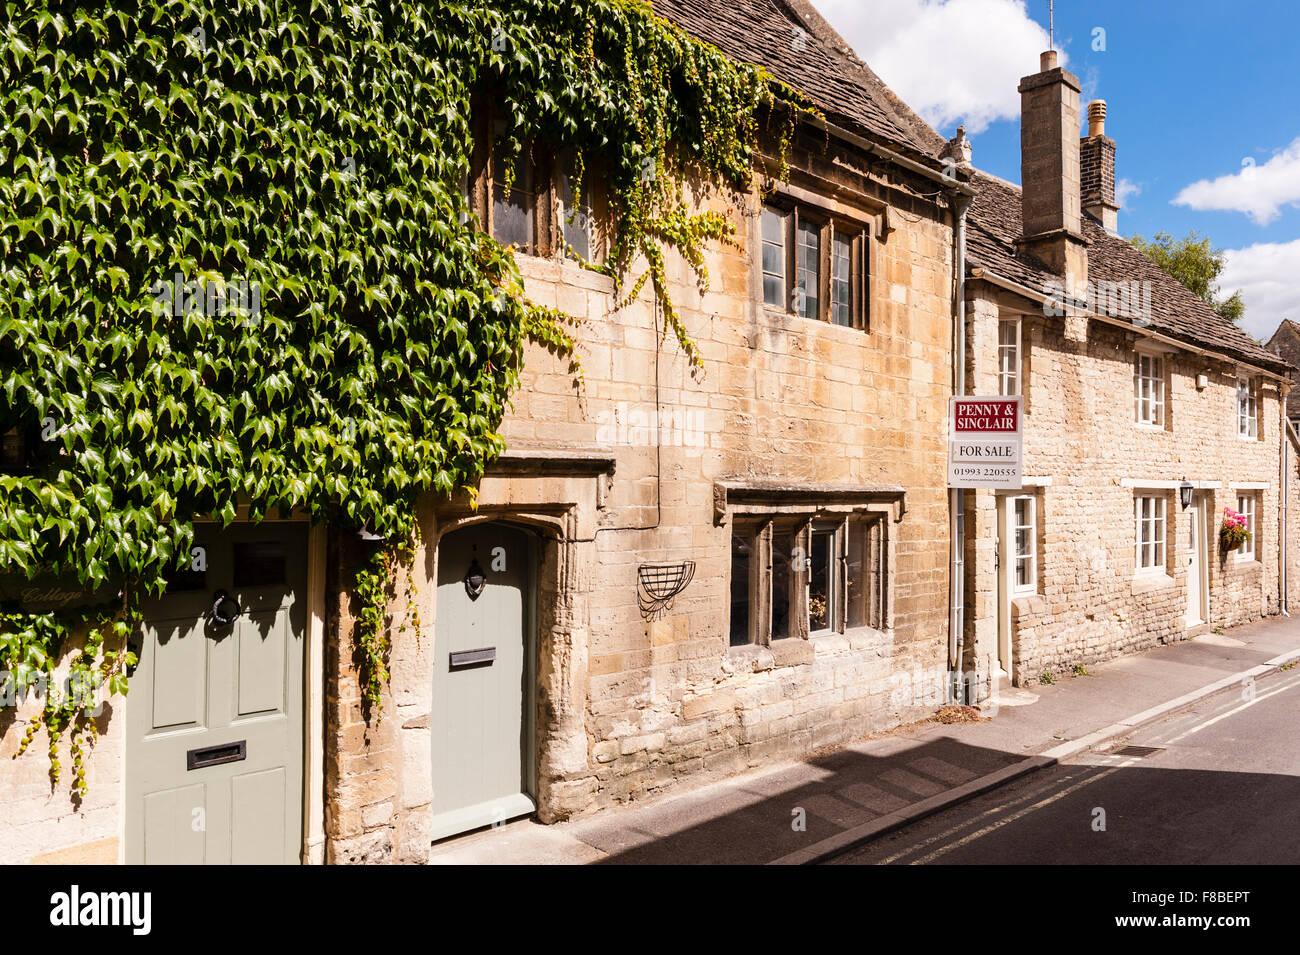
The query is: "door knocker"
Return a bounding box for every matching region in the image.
[211,589,243,626]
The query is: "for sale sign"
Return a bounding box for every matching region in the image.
[947,396,1022,489]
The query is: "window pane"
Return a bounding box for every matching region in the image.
[771,528,793,640]
[796,219,819,318]
[809,528,833,632]
[763,275,783,308]
[761,207,784,308]
[762,206,784,243]
[492,139,534,250]
[831,232,852,326]
[557,171,590,261]
[729,531,751,646]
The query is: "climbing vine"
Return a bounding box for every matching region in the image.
[0,0,808,787]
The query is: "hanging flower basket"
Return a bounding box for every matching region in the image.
[1219,507,1251,553]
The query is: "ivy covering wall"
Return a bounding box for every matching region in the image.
[0,0,802,790]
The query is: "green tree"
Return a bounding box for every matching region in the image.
[1130,230,1245,323]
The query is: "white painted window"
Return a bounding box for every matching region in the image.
[1135,494,1166,573]
[1134,352,1164,426]
[1237,376,1258,438]
[1236,493,1256,561]
[761,206,785,309]
[1012,495,1036,592]
[998,318,1021,396]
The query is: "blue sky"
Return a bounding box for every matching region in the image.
[815,0,1300,341]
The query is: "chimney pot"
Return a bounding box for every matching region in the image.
[1040,50,1058,71]
[1088,100,1107,138]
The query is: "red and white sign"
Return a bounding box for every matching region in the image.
[948,397,1022,489]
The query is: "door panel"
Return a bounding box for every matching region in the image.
[431,523,535,839]
[127,522,307,865]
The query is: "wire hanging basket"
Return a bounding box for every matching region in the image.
[637,561,695,620]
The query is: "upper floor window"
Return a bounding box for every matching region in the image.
[1237,376,1258,438]
[1135,352,1164,426]
[1135,494,1166,573]
[466,109,605,264]
[760,201,868,329]
[998,318,1021,396]
[491,137,538,253]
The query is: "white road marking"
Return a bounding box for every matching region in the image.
[872,673,1300,865]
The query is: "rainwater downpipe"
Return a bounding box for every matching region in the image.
[1282,398,1291,616]
[949,191,972,703]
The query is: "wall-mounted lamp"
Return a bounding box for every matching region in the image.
[1179,479,1194,510]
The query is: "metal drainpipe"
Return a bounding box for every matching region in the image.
[949,191,972,703]
[1282,397,1290,616]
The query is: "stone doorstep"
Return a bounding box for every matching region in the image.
[768,644,1300,866]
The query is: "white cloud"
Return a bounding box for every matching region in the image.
[1173,138,1300,225]
[1220,238,1300,340]
[815,0,1055,135]
[1115,178,1141,208]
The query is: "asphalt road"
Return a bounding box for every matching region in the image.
[830,667,1300,865]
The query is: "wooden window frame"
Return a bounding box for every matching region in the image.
[728,512,887,647]
[1011,494,1037,593]
[1135,493,1167,574]
[1134,350,1165,427]
[468,104,605,264]
[998,318,1021,397]
[1236,492,1257,562]
[760,197,870,331]
[1237,375,1259,439]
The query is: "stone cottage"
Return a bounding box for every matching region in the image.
[6,3,1299,869]
[1,0,971,864]
[1265,319,1300,431]
[958,51,1300,695]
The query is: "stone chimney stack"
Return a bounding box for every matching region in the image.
[1080,99,1119,235]
[1017,50,1087,290]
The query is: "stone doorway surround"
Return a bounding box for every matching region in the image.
[322,448,612,864]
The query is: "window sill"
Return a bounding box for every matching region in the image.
[517,253,615,293]
[1134,422,1164,432]
[1132,571,1175,594]
[758,305,864,336]
[1229,557,1262,575]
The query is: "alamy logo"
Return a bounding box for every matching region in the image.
[150,273,261,325]
[49,885,151,935]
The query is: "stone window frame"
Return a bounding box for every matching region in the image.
[998,317,1022,396]
[1237,374,1259,440]
[727,512,889,648]
[1134,491,1169,575]
[1134,347,1166,428]
[466,104,608,265]
[758,195,870,330]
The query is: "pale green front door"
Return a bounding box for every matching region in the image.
[430,522,535,840]
[126,522,306,864]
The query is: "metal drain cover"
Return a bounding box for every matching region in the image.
[1111,745,1164,758]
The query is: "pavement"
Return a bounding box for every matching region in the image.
[833,665,1300,864]
[427,613,1300,865]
